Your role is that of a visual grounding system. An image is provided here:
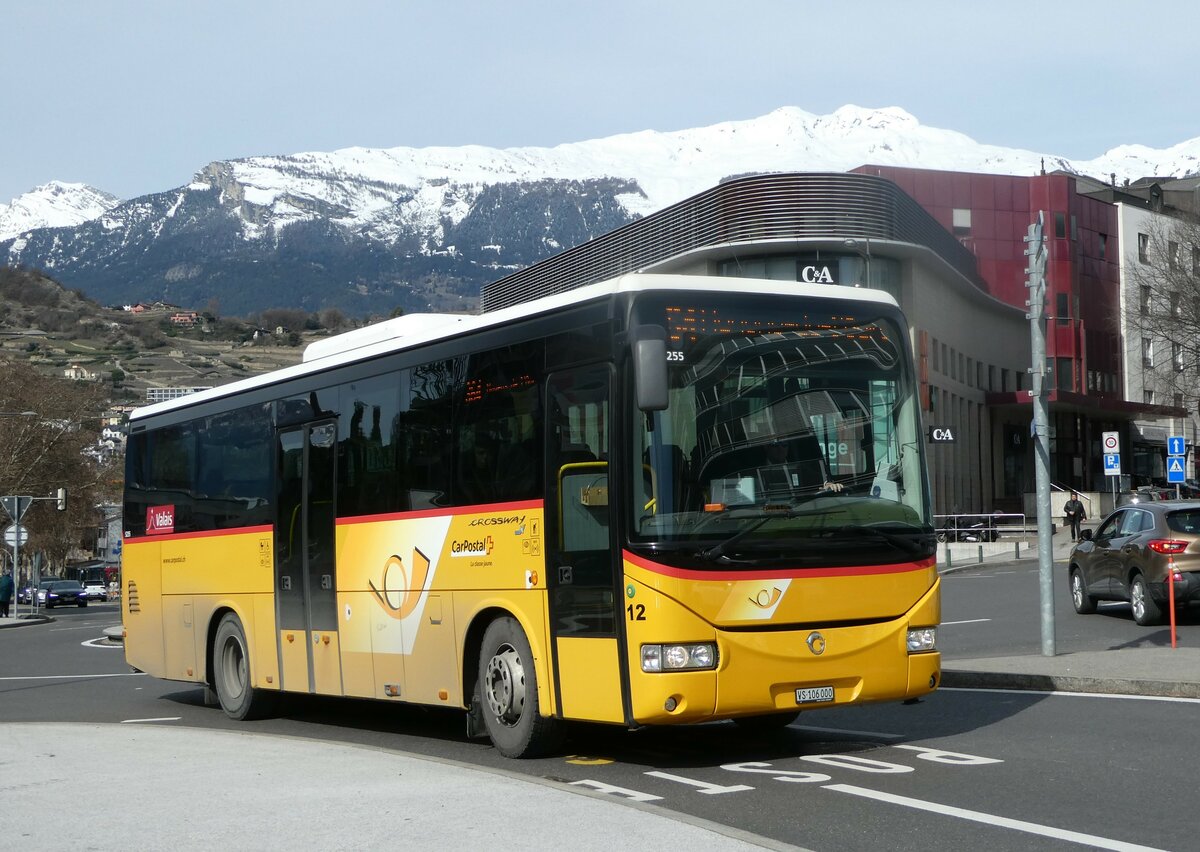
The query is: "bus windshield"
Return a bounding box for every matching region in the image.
[629,293,933,567]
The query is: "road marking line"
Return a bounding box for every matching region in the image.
[941,687,1200,705]
[940,618,991,625]
[0,672,145,681]
[120,717,182,724]
[794,725,903,740]
[824,783,1166,851]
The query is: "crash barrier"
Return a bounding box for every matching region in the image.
[935,512,1034,568]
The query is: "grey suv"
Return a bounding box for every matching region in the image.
[1068,501,1200,625]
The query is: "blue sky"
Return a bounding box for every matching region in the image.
[3,0,1197,203]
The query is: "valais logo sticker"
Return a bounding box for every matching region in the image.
[146,504,175,535]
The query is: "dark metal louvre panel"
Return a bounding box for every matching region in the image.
[481,172,987,312]
[126,580,140,613]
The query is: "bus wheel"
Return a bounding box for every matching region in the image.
[478,617,562,758]
[733,710,800,731]
[212,613,276,721]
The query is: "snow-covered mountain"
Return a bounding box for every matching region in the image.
[3,105,1198,316]
[0,181,119,241]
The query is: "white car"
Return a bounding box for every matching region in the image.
[83,580,108,601]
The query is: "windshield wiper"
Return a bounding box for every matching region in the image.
[821,524,932,557]
[698,506,832,562]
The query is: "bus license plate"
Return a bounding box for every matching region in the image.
[795,686,834,704]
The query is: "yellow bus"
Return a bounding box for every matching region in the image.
[122,273,939,757]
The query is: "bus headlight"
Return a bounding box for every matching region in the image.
[641,643,717,672]
[906,627,937,653]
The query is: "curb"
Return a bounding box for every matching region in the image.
[0,614,53,629]
[104,625,124,644]
[941,669,1200,699]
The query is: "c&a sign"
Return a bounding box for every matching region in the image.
[927,426,957,443]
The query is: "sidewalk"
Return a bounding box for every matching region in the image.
[0,723,780,851]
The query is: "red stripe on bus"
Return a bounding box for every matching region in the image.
[125,524,274,545]
[336,499,544,526]
[622,549,934,581]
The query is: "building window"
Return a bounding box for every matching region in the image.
[931,338,939,372]
[1143,338,1154,368]
[1138,233,1150,263]
[1169,241,1180,269]
[1057,358,1074,392]
[1171,291,1181,316]
[1144,390,1156,405]
[1098,233,1107,259]
[952,208,971,236]
[1056,292,1069,325]
[941,343,948,375]
[1174,342,1184,372]
[1193,245,1200,276]
[1140,286,1151,315]
[1175,393,1184,410]
[1054,212,1066,238]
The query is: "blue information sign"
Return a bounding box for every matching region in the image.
[1167,456,1186,484]
[1168,436,1186,457]
[1103,453,1121,476]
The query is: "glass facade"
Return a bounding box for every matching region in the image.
[718,253,901,302]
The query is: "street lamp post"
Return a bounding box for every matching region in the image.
[1,411,38,618]
[843,237,872,288]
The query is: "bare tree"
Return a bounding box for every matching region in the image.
[0,359,112,575]
[1126,214,1200,414]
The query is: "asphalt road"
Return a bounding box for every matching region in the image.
[3,591,1197,851]
[940,559,1200,659]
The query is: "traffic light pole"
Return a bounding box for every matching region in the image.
[2,489,66,618]
[1025,213,1056,657]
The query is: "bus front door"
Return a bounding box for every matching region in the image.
[276,421,341,695]
[544,365,625,723]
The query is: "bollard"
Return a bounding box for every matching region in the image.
[944,546,951,569]
[1014,541,1020,559]
[977,545,983,563]
[1168,556,1179,649]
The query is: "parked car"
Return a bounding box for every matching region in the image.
[82,579,108,601]
[43,580,87,609]
[1116,486,1172,506]
[1068,501,1200,625]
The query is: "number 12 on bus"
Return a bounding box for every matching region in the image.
[122,273,939,758]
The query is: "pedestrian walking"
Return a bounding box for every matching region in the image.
[0,569,13,618]
[1064,492,1087,542]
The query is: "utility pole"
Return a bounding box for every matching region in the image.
[1025,212,1055,656]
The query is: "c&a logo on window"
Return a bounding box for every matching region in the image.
[146,504,175,535]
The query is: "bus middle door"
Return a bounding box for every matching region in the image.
[276,420,342,695]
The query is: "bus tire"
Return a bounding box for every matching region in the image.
[478,616,562,758]
[212,613,276,721]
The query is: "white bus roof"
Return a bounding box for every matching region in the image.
[129,273,899,422]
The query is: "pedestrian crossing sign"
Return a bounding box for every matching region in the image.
[1167,455,1186,483]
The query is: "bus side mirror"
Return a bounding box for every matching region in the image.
[631,325,668,412]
